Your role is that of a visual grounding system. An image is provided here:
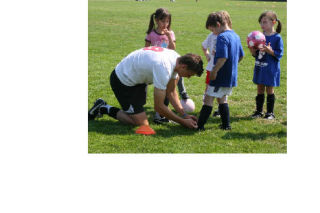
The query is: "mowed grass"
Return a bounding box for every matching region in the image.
[88,0,287,153]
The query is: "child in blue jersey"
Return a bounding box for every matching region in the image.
[249,11,283,119]
[197,11,244,130]
[201,11,233,118]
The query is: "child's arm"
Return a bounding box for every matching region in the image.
[145,41,151,47]
[202,46,211,62]
[261,42,275,57]
[249,47,258,57]
[164,29,176,50]
[210,58,227,80]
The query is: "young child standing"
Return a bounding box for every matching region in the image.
[201,30,219,117]
[201,11,232,118]
[145,8,190,124]
[197,11,244,131]
[249,11,283,119]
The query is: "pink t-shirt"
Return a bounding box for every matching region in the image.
[145,29,176,48]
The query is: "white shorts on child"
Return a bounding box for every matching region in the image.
[206,86,232,98]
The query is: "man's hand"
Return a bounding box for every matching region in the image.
[184,114,198,122]
[181,118,198,129]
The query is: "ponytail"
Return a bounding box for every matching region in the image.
[276,19,282,34]
[146,8,172,35]
[146,13,155,34]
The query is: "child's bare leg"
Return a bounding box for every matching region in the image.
[257,84,265,94]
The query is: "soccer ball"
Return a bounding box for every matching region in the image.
[180,98,195,113]
[247,31,266,48]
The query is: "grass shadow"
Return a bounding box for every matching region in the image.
[204,114,254,125]
[233,0,286,2]
[88,119,198,137]
[152,124,198,138]
[221,130,287,141]
[88,120,135,135]
[230,115,255,122]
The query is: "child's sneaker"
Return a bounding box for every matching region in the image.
[180,92,190,100]
[251,111,263,118]
[264,112,275,120]
[212,110,220,117]
[219,124,231,130]
[153,113,170,124]
[88,98,106,120]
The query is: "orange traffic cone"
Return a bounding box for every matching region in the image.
[135,125,156,135]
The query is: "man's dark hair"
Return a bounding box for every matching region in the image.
[179,54,204,77]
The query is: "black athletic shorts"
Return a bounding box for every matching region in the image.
[110,70,147,114]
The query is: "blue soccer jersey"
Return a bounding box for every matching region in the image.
[253,33,284,86]
[209,30,244,87]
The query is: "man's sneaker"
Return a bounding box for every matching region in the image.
[154,113,170,124]
[219,124,231,130]
[212,110,220,117]
[88,98,106,120]
[180,92,190,100]
[251,111,263,118]
[264,112,275,120]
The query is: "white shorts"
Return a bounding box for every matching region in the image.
[206,86,232,98]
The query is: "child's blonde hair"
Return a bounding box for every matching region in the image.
[221,10,232,28]
[205,10,232,29]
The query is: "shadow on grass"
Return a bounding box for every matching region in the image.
[234,0,286,2]
[206,115,255,125]
[88,119,198,137]
[151,124,198,138]
[88,120,135,135]
[221,130,287,141]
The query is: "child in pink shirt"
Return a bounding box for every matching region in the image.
[145,8,190,124]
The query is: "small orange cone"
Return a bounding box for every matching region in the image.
[135,125,156,135]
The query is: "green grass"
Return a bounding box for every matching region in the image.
[88,0,287,153]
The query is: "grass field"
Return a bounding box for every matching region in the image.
[88,0,287,153]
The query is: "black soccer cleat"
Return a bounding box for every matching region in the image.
[251,111,264,118]
[212,110,220,118]
[219,124,231,130]
[88,98,106,120]
[264,112,275,120]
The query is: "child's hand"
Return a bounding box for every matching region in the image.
[163,29,171,37]
[260,42,274,56]
[205,53,211,62]
[249,46,258,55]
[210,71,217,80]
